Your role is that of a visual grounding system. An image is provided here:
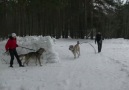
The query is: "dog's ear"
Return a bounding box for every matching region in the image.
[43,48,46,52]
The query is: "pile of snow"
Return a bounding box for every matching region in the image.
[1,36,59,64]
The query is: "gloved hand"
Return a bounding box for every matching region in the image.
[5,50,9,55]
[16,44,18,47]
[4,50,9,55]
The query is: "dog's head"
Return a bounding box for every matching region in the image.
[37,48,46,54]
[19,54,26,61]
[69,45,74,51]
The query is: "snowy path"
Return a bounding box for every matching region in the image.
[0,39,129,90]
[55,39,129,90]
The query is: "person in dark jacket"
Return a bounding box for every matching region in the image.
[95,32,102,53]
[5,33,24,67]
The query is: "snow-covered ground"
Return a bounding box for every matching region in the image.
[0,36,129,90]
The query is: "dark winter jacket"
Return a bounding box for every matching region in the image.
[5,36,18,51]
[95,33,102,43]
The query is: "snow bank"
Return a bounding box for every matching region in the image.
[13,36,59,63]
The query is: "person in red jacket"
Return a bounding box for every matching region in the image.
[5,33,24,67]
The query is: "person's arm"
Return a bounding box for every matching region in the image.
[100,35,103,41]
[95,35,97,44]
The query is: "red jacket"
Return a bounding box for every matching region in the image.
[5,38,18,51]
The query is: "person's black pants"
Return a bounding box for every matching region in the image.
[9,49,22,66]
[97,41,102,52]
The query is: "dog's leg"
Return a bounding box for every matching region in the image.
[35,58,38,66]
[23,59,27,66]
[23,57,30,66]
[79,47,80,56]
[26,60,29,66]
[23,61,27,66]
[77,47,80,58]
[77,49,80,58]
[19,57,23,61]
[79,50,80,57]
[20,58,23,64]
[78,52,80,57]
[38,57,42,66]
[26,58,31,66]
[76,51,79,58]
[73,52,76,59]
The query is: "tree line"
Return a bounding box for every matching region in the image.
[0,0,129,39]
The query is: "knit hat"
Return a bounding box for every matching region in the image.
[12,33,16,37]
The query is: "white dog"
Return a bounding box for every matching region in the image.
[69,41,80,59]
